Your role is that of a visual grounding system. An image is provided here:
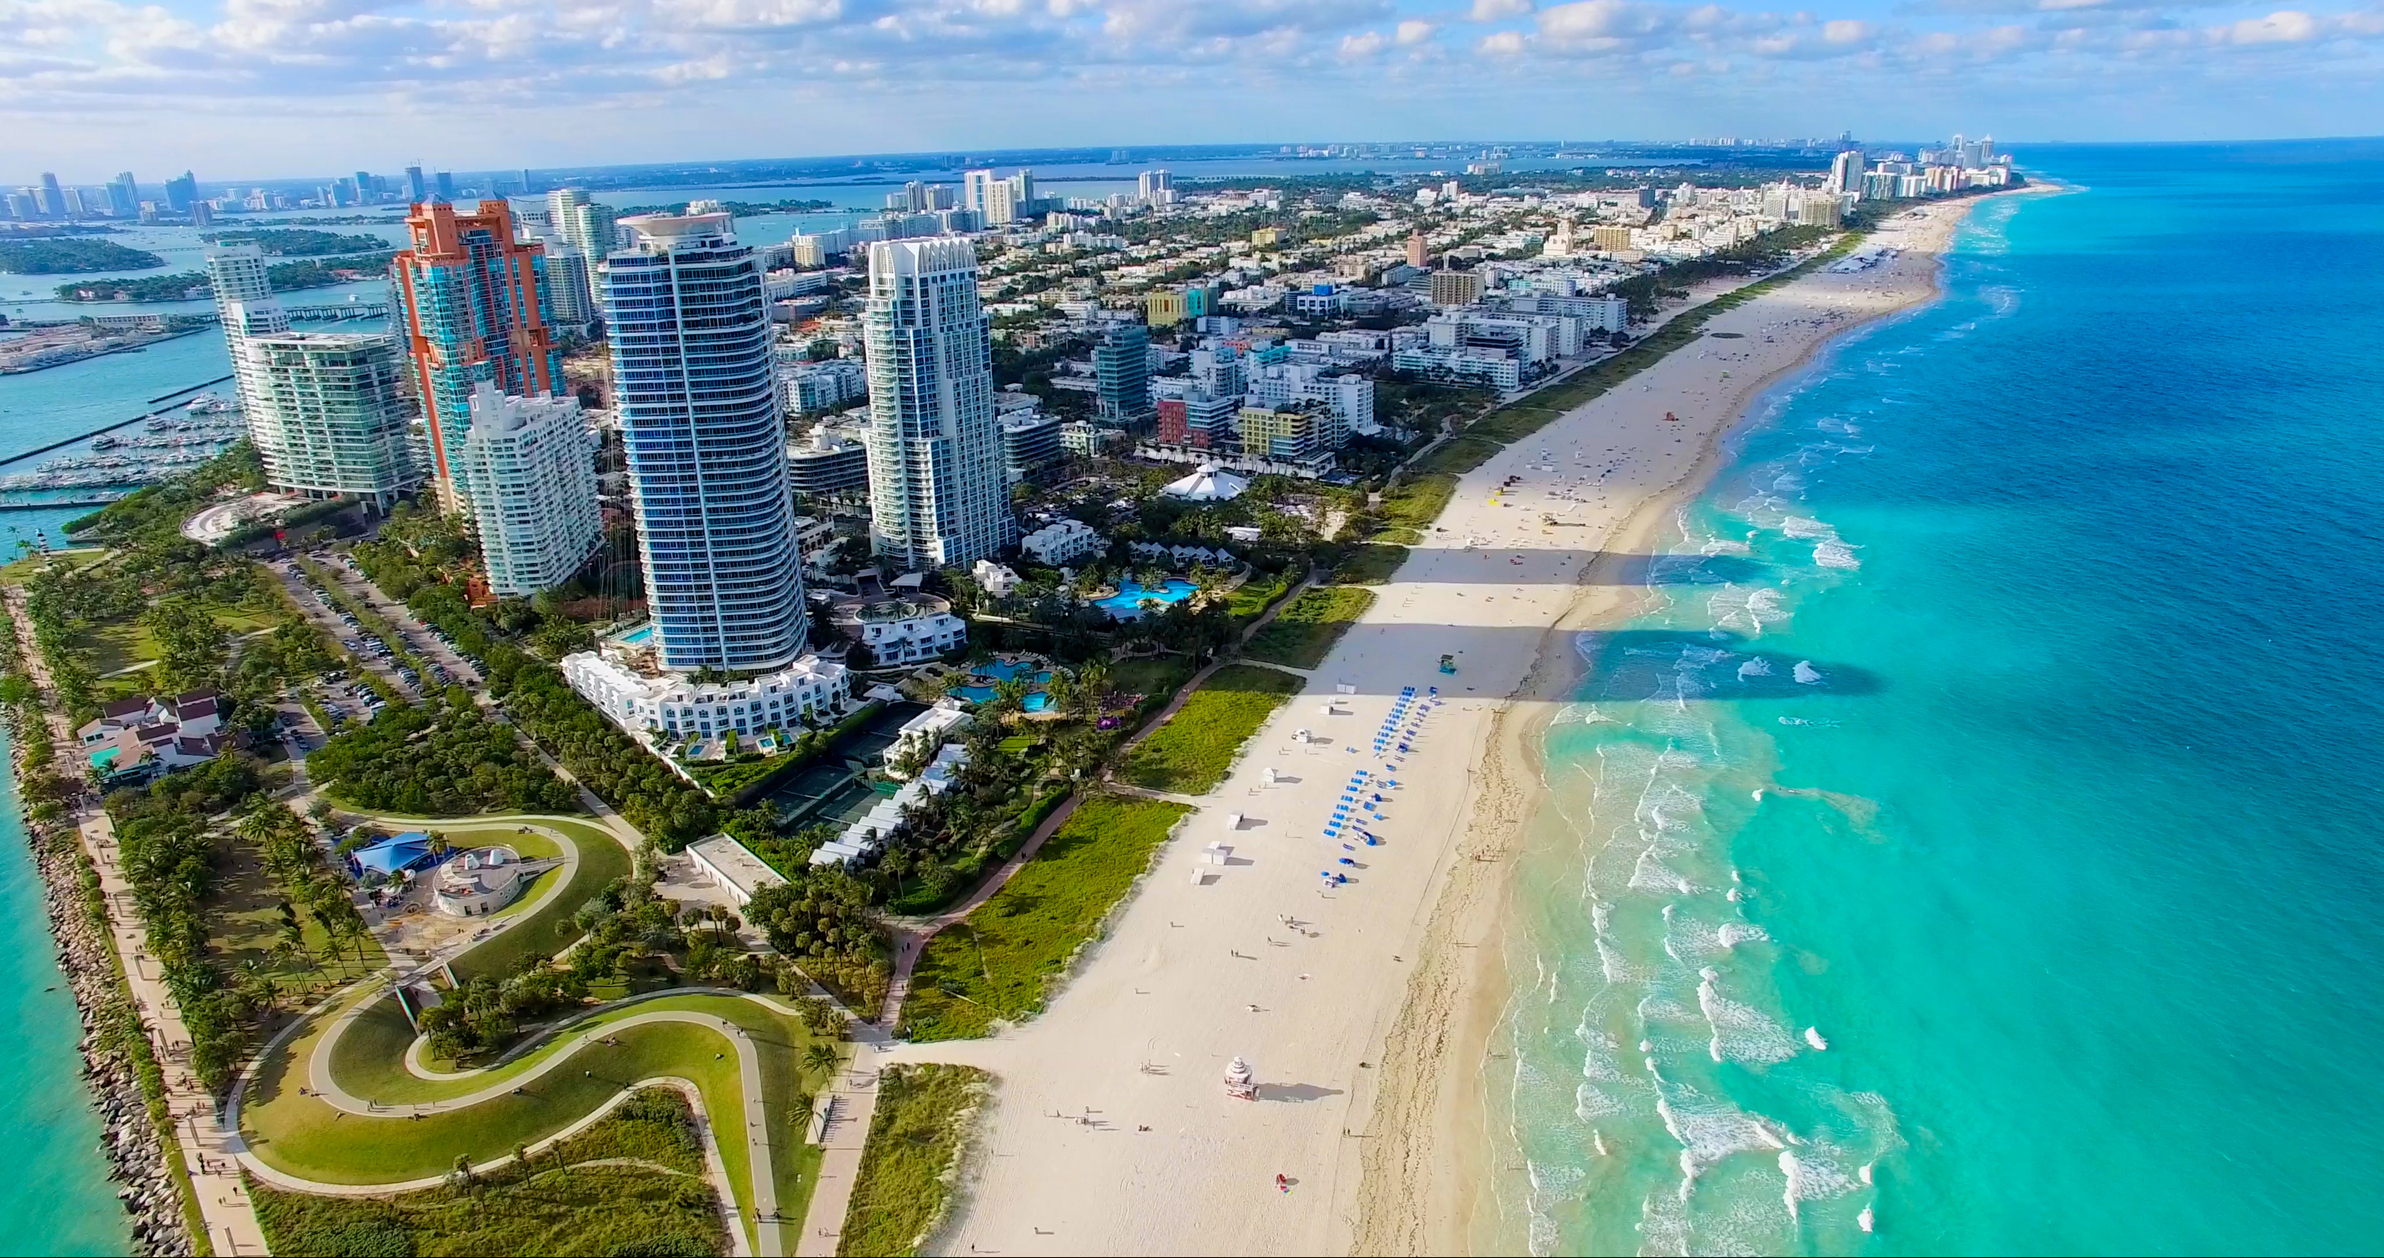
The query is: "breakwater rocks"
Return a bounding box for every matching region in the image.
[11,723,194,1255]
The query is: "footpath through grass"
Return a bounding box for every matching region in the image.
[836,1063,990,1257]
[1121,664,1302,795]
[898,797,1190,1042]
[1244,586,1378,671]
[251,1087,729,1258]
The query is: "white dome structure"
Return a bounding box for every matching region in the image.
[1161,463,1250,502]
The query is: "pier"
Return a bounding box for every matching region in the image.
[0,375,238,468]
[0,495,126,512]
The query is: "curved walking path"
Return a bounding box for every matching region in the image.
[231,979,815,1255]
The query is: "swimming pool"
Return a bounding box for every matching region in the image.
[955,686,1052,712]
[1093,579,1196,618]
[616,624,655,645]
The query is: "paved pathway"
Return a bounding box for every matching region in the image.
[3,586,273,1256]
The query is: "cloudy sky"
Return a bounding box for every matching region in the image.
[6,0,2381,180]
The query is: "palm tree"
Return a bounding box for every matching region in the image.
[803,1043,840,1076]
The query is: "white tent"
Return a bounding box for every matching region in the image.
[1160,463,1250,502]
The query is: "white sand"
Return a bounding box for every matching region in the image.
[884,199,1988,1257]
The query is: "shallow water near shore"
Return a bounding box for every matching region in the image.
[1495,140,2384,1254]
[0,726,138,1254]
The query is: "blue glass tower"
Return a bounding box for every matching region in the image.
[606,213,806,672]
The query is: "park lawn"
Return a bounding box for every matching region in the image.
[1243,586,1378,671]
[203,843,387,1005]
[251,1088,728,1258]
[244,990,828,1255]
[1331,542,1408,586]
[836,1064,990,1257]
[79,619,160,676]
[897,796,1189,1042]
[0,547,108,585]
[1122,664,1303,795]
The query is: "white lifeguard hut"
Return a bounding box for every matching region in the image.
[1223,1056,1258,1101]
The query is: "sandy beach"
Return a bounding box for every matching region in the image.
[885,196,1993,1256]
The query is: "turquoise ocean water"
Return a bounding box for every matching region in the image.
[1497,140,2384,1254]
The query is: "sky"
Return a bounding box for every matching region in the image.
[4,0,2382,181]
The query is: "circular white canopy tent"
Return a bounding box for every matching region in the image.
[1160,463,1251,502]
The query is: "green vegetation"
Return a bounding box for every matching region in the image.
[1222,567,1296,626]
[745,868,891,1019]
[250,1088,729,1258]
[0,237,166,274]
[308,692,580,816]
[54,254,390,302]
[1244,586,1378,670]
[207,228,390,257]
[1377,474,1458,537]
[836,1064,990,1257]
[428,818,630,983]
[1330,541,1408,586]
[1121,664,1302,795]
[682,701,884,804]
[898,797,1188,1041]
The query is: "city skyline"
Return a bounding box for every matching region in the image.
[2,0,2381,174]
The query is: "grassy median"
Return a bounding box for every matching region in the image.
[898,797,1189,1042]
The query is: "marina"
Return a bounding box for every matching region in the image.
[0,393,244,500]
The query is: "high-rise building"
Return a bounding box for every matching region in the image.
[985,178,1018,226]
[518,168,535,196]
[244,333,424,507]
[606,212,808,671]
[390,199,563,511]
[5,192,34,220]
[61,187,89,219]
[33,173,63,219]
[353,171,374,203]
[433,170,457,202]
[1829,149,1866,195]
[543,247,596,329]
[207,244,295,475]
[1406,230,1429,270]
[107,173,138,217]
[861,237,1013,568]
[455,384,601,597]
[404,165,428,203]
[1139,169,1173,200]
[963,169,995,214]
[1094,322,1152,421]
[164,171,197,213]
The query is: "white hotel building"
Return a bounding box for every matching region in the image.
[562,649,850,742]
[455,384,601,598]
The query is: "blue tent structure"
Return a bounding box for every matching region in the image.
[351,832,437,876]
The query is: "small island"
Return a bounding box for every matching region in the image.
[204,228,393,257]
[0,238,169,275]
[54,254,393,303]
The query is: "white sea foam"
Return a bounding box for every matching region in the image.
[1719,923,1771,949]
[1781,515,1834,540]
[1794,661,1824,685]
[1813,539,1862,569]
[1697,969,1803,1064]
[1805,1026,1830,1051]
[1739,657,1774,680]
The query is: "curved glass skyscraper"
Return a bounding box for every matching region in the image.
[606,213,806,672]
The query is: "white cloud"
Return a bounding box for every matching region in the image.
[1478,26,1526,50]
[1339,26,1383,54]
[1470,0,1531,19]
[2217,8,2316,38]
[1396,17,1434,41]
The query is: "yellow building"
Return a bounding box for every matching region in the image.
[1591,225,1636,251]
[1235,404,1330,464]
[1428,270,1482,308]
[1249,226,1282,248]
[1146,289,1191,328]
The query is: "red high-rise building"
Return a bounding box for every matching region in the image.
[391,199,562,509]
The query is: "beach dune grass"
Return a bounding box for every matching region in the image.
[898,797,1190,1042]
[250,1088,729,1258]
[1377,473,1458,535]
[1244,586,1378,671]
[1331,543,1408,586]
[1121,664,1303,795]
[836,1064,991,1257]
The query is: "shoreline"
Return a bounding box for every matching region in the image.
[1364,189,2039,1255]
[0,602,194,1255]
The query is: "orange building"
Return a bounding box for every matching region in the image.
[390,199,562,509]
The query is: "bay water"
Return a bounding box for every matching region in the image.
[1497,139,2384,1254]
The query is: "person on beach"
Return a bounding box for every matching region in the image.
[1276,1173,1289,1193]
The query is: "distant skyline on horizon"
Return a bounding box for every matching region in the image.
[5,0,2382,178]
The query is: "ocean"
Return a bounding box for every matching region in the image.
[1495,139,2384,1254]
